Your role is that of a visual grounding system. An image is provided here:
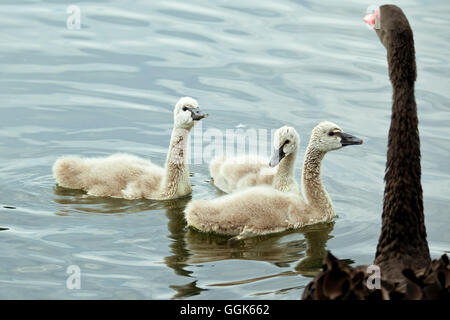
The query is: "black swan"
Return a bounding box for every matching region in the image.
[301,5,449,300]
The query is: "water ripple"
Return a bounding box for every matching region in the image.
[0,0,449,300]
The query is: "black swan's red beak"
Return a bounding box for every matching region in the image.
[363,9,379,29]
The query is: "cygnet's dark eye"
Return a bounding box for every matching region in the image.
[182,106,188,111]
[328,132,335,136]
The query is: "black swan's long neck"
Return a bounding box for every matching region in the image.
[375,28,430,275]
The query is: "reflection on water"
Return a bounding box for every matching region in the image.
[51,185,336,299]
[53,185,171,215]
[163,195,336,298]
[170,280,207,300]
[182,224,333,269]
[294,223,335,277]
[0,0,449,299]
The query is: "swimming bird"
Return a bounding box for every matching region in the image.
[185,121,362,240]
[53,97,207,200]
[210,126,300,193]
[302,5,449,300]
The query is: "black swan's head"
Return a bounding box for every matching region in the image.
[364,5,416,83]
[364,5,412,49]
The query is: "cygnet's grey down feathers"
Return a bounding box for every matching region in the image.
[53,97,207,200]
[209,126,300,193]
[185,121,362,239]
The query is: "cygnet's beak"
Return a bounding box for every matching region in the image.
[190,108,208,121]
[269,146,286,167]
[337,132,363,146]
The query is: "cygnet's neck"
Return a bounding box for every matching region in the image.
[273,152,297,192]
[160,126,192,198]
[301,145,334,220]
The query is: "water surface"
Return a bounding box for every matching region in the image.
[0,0,449,299]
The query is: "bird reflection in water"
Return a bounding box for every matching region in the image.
[53,185,167,215]
[165,200,338,297]
[52,185,341,299]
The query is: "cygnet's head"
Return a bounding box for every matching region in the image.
[309,121,363,153]
[173,97,208,129]
[269,126,299,167]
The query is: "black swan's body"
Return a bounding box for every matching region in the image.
[302,5,449,299]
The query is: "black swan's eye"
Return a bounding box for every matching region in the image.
[328,132,335,136]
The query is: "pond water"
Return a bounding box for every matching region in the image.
[0,0,449,299]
